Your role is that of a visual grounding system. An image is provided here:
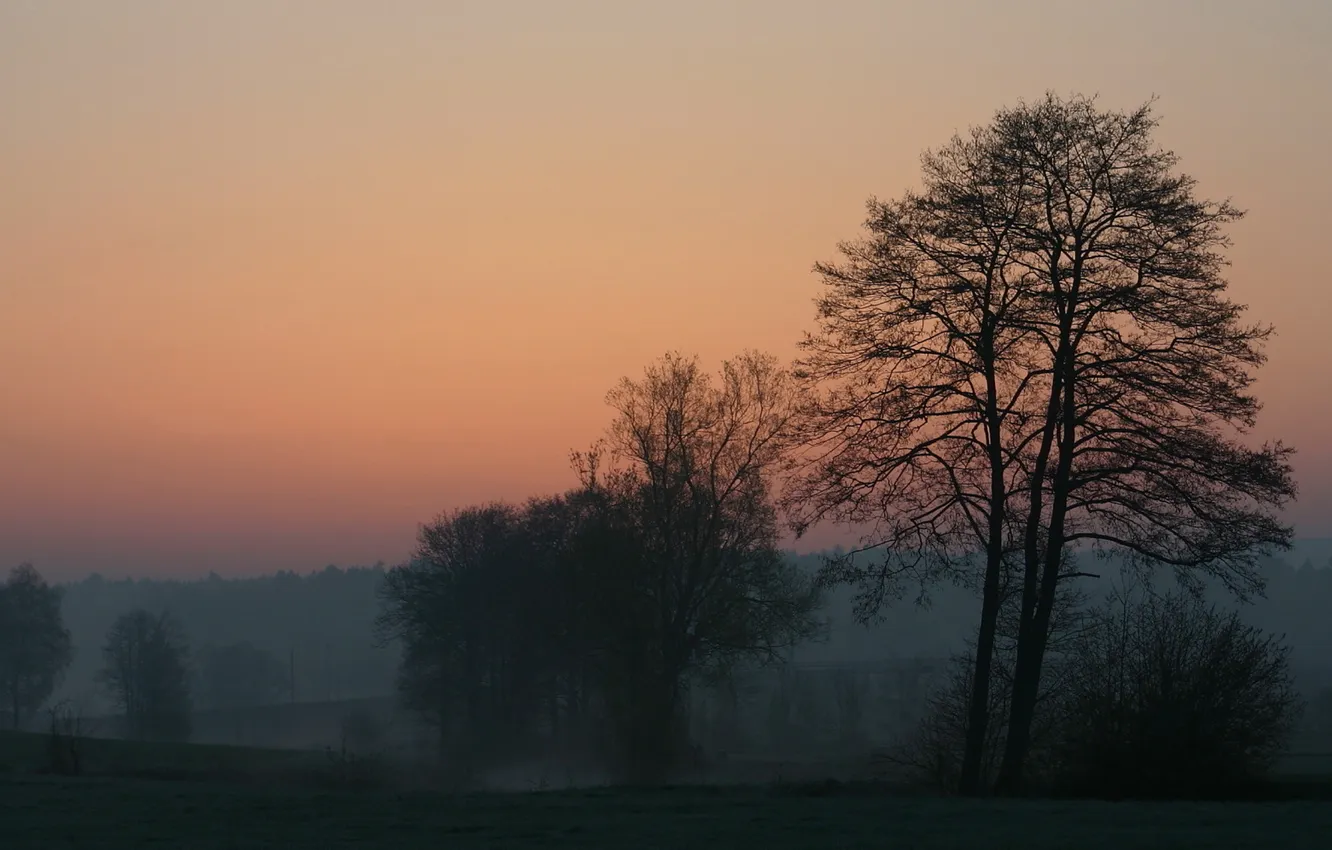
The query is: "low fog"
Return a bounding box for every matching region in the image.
[21,542,1331,792]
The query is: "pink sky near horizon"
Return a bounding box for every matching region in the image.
[2,1,1330,580]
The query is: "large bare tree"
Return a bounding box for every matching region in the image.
[988,94,1295,791]
[788,92,1296,795]
[785,119,1050,795]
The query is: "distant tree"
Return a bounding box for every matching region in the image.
[587,351,824,777]
[98,609,193,742]
[197,642,287,711]
[57,566,392,709]
[787,92,1296,794]
[0,563,74,730]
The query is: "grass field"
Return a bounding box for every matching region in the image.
[3,731,1331,849]
[4,776,1332,850]
[0,729,326,784]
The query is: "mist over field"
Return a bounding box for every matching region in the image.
[30,544,1332,769]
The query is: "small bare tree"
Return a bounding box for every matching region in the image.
[44,697,99,777]
[98,609,193,742]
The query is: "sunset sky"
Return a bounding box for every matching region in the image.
[3,1,1330,579]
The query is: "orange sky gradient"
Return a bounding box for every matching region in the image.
[3,1,1330,578]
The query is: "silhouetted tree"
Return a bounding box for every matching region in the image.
[0,563,73,730]
[987,93,1295,792]
[787,92,1296,794]
[509,485,642,754]
[98,609,193,742]
[379,351,822,783]
[784,108,1041,794]
[588,351,824,777]
[378,503,555,778]
[197,641,287,710]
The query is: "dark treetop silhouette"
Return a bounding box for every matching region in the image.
[785,92,1296,795]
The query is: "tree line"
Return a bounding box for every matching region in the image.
[55,566,392,708]
[0,565,324,741]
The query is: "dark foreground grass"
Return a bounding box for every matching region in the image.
[4,732,1330,849]
[3,775,1331,850]
[0,729,325,782]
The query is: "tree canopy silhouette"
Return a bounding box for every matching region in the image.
[589,351,824,775]
[378,351,822,782]
[786,92,1296,795]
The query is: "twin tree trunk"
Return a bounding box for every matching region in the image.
[1002,324,1079,790]
[793,95,1294,797]
[958,343,1009,796]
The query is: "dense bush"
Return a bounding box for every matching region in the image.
[1054,588,1302,798]
[892,580,1303,798]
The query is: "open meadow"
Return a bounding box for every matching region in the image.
[2,732,1331,850]
[4,774,1332,850]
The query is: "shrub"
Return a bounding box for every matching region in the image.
[888,577,1301,799]
[1053,587,1303,798]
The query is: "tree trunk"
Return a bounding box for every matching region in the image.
[959,362,1009,796]
[959,546,1004,794]
[997,312,1078,794]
